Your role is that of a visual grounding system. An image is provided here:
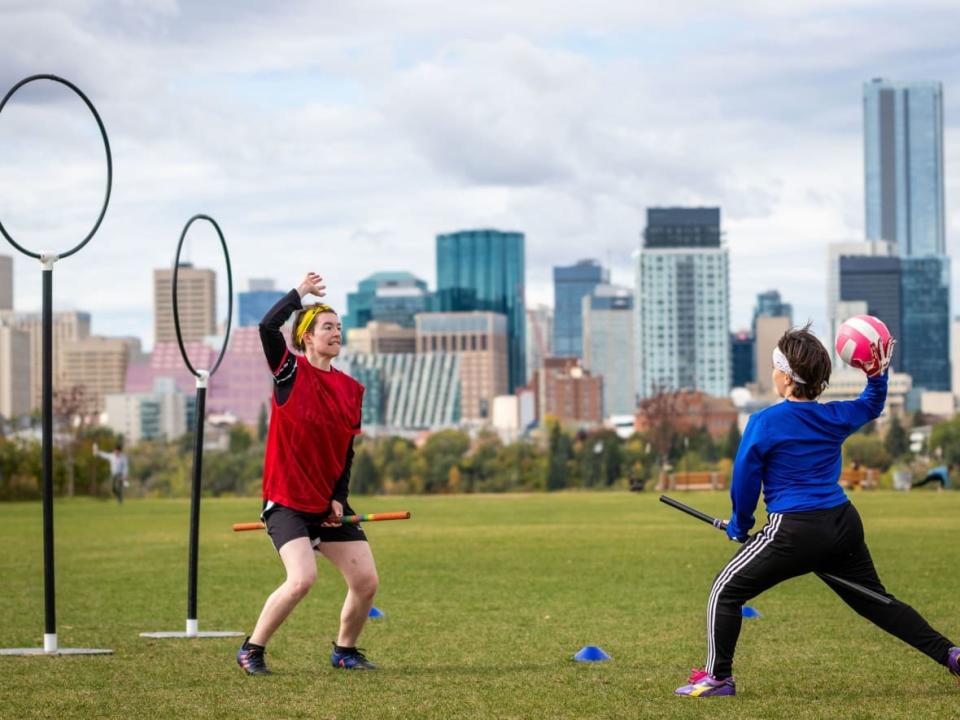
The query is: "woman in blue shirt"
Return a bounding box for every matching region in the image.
[676,324,959,697]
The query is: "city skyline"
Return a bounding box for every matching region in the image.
[1,3,959,350]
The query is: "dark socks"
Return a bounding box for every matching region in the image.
[334,644,355,654]
[243,637,265,652]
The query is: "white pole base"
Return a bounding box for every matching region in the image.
[0,648,113,655]
[0,632,112,656]
[140,619,243,639]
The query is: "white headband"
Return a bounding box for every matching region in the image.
[773,347,807,384]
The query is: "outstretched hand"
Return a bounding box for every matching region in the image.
[858,337,896,377]
[297,272,326,299]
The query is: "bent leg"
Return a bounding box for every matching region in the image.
[818,540,955,664]
[250,537,317,646]
[318,541,379,647]
[706,514,814,678]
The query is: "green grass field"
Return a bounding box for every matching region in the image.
[1,491,958,719]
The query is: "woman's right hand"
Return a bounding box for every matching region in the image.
[297,272,326,299]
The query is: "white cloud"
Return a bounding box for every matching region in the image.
[1,0,958,351]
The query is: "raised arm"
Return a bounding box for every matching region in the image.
[259,272,327,372]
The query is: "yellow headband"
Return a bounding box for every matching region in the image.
[295,304,335,346]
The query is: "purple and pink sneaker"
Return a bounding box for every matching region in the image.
[675,668,736,697]
[948,646,960,685]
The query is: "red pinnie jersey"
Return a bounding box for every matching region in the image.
[262,355,364,513]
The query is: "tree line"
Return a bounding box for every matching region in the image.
[2,395,952,502]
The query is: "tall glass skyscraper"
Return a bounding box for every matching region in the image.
[864,78,945,256]
[839,254,949,390]
[436,229,526,391]
[238,279,285,327]
[900,256,950,391]
[553,259,608,359]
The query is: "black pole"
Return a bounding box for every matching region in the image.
[186,381,206,625]
[41,262,56,646]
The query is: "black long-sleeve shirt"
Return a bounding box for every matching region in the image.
[259,289,353,507]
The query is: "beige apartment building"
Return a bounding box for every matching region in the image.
[0,309,92,411]
[0,321,31,418]
[347,321,417,354]
[0,254,12,311]
[154,264,216,344]
[61,336,130,415]
[753,315,792,396]
[415,312,508,421]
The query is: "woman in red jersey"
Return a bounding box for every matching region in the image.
[237,271,378,675]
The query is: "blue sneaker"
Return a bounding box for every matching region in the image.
[675,668,736,697]
[236,638,271,675]
[331,643,377,670]
[947,647,960,685]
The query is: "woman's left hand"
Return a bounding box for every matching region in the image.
[321,499,344,527]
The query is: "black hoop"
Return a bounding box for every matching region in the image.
[172,214,233,378]
[0,74,113,260]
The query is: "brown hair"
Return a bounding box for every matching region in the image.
[292,303,337,352]
[777,322,831,400]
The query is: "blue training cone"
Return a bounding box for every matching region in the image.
[368,607,385,619]
[741,606,762,619]
[573,645,611,662]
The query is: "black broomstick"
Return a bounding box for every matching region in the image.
[659,495,892,606]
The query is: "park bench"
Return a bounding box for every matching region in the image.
[839,468,878,490]
[659,470,727,491]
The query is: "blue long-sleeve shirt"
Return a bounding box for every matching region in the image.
[727,373,888,540]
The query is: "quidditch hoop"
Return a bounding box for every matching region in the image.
[172,214,233,378]
[0,74,112,260]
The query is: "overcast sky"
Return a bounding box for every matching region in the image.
[2,1,959,350]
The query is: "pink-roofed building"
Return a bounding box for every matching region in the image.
[125,327,275,428]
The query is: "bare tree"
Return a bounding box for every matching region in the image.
[53,385,88,497]
[638,384,680,469]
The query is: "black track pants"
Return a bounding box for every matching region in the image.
[705,501,954,679]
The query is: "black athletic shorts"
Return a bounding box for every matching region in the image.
[262,501,367,552]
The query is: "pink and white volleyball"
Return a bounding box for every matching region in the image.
[835,315,892,371]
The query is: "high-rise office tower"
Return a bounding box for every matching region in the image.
[61,337,130,415]
[524,304,553,385]
[635,208,730,398]
[730,330,754,388]
[582,284,635,417]
[899,256,950,391]
[839,255,949,390]
[752,290,792,328]
[0,320,30,418]
[238,278,285,327]
[344,272,433,334]
[864,78,945,256]
[0,254,12,311]
[153,264,216,344]
[752,290,793,395]
[436,229,525,391]
[0,309,91,411]
[826,240,897,365]
[415,311,508,421]
[553,259,608,359]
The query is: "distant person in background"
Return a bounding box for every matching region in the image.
[94,441,129,504]
[912,464,953,491]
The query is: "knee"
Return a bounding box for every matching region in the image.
[352,571,379,601]
[286,570,317,599]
